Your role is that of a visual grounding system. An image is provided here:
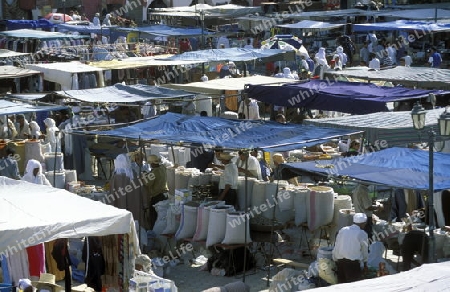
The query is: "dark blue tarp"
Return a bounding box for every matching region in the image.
[7,19,54,30]
[245,79,449,115]
[159,48,295,62]
[280,147,450,191]
[79,112,362,152]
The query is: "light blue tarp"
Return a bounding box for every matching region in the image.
[353,20,450,32]
[55,83,195,103]
[0,100,67,115]
[159,48,295,62]
[78,112,362,152]
[56,23,118,35]
[277,20,345,31]
[115,25,213,37]
[280,147,450,191]
[0,29,87,40]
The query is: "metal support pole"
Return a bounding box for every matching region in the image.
[201,11,205,76]
[428,129,436,263]
[63,0,66,23]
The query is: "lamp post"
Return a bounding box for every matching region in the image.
[200,10,205,76]
[62,0,66,23]
[411,103,450,263]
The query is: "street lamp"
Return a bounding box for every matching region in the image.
[62,0,66,23]
[199,10,205,75]
[411,103,450,263]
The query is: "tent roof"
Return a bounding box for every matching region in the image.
[0,29,87,40]
[78,112,362,152]
[304,108,443,147]
[280,147,450,191]
[115,25,214,37]
[89,55,201,70]
[26,61,103,74]
[245,79,448,115]
[0,49,30,58]
[324,67,450,90]
[0,99,67,115]
[0,65,41,79]
[7,93,48,101]
[353,20,450,32]
[149,4,262,18]
[56,23,118,35]
[277,20,346,31]
[376,8,450,20]
[158,47,295,62]
[284,8,378,20]
[55,83,195,103]
[6,19,55,30]
[162,75,298,95]
[0,177,137,255]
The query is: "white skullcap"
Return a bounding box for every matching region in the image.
[353,213,367,224]
[18,279,32,289]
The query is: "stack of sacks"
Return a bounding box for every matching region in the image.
[193,201,224,241]
[306,186,334,231]
[236,177,257,211]
[206,205,235,247]
[175,201,201,240]
[329,195,352,244]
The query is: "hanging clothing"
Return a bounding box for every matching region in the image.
[26,244,46,278]
[82,237,106,292]
[6,249,30,284]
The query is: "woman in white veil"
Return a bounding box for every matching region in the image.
[44,118,61,152]
[22,159,51,186]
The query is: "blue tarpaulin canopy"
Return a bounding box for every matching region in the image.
[55,83,195,103]
[159,48,295,62]
[245,79,449,115]
[0,100,67,115]
[353,20,450,32]
[277,20,345,31]
[0,29,87,40]
[7,19,54,30]
[78,112,362,152]
[280,147,450,191]
[56,23,118,35]
[115,25,213,37]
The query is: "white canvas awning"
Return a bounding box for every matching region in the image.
[162,75,298,95]
[0,65,41,79]
[25,61,104,90]
[0,177,139,256]
[277,20,346,31]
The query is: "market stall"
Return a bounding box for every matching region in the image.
[245,79,450,114]
[25,61,104,91]
[0,176,139,291]
[303,108,445,147]
[0,65,42,93]
[324,67,450,90]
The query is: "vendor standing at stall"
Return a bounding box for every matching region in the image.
[144,155,168,230]
[353,183,383,240]
[217,152,238,208]
[332,213,369,283]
